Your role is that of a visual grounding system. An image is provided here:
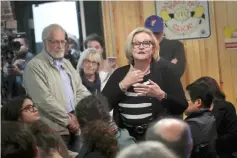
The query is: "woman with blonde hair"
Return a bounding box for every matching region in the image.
[102,27,188,140]
[77,48,102,93]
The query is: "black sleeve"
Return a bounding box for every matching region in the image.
[216,101,237,152]
[172,41,186,78]
[101,67,128,110]
[160,65,188,115]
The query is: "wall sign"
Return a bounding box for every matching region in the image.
[224,25,237,50]
[156,1,211,40]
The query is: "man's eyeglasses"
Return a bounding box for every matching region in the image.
[47,40,67,46]
[21,104,37,113]
[132,41,153,49]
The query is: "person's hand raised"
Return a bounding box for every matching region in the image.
[120,65,144,90]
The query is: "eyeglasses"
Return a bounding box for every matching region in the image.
[47,40,67,46]
[132,41,153,49]
[21,104,37,113]
[84,59,99,67]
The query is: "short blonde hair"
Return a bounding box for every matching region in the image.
[125,27,160,64]
[77,48,102,71]
[42,24,66,41]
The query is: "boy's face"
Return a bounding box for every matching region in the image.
[185,91,202,114]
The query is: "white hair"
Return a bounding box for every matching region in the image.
[41,24,66,41]
[76,48,102,71]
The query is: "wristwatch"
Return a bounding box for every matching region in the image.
[163,92,168,99]
[159,92,167,100]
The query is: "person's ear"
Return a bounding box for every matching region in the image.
[152,46,155,54]
[43,40,48,50]
[195,99,202,108]
[34,146,39,158]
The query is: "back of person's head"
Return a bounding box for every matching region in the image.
[82,119,117,158]
[186,83,213,109]
[1,121,37,158]
[146,118,193,158]
[30,120,67,158]
[1,95,39,123]
[75,94,111,128]
[192,76,225,100]
[116,141,177,158]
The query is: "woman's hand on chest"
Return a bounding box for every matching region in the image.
[133,79,166,100]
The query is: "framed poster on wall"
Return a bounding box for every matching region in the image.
[155,1,211,40]
[224,25,237,50]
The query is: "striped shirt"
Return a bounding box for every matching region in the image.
[118,74,159,126]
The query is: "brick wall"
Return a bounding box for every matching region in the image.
[1,1,16,29]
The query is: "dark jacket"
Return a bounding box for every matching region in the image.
[186,109,218,158]
[160,38,186,78]
[157,57,179,78]
[102,61,187,134]
[212,99,237,155]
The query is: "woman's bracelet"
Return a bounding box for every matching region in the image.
[119,82,127,92]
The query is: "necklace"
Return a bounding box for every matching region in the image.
[143,68,150,75]
[140,65,150,75]
[133,65,150,75]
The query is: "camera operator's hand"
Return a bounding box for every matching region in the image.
[7,66,22,76]
[14,59,25,67]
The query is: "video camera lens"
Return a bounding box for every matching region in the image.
[9,41,21,52]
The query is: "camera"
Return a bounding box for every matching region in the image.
[1,32,26,65]
[1,32,27,105]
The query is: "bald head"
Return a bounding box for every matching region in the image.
[116,141,177,158]
[155,118,187,142]
[146,118,193,158]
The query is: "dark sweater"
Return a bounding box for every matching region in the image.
[160,38,186,78]
[212,99,237,154]
[102,61,187,138]
[185,110,217,158]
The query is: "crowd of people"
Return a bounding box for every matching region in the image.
[1,15,237,158]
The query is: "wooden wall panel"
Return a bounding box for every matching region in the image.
[101,1,237,108]
[214,1,237,106]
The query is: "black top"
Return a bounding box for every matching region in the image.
[160,38,186,78]
[80,70,101,94]
[212,99,237,153]
[102,61,187,128]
